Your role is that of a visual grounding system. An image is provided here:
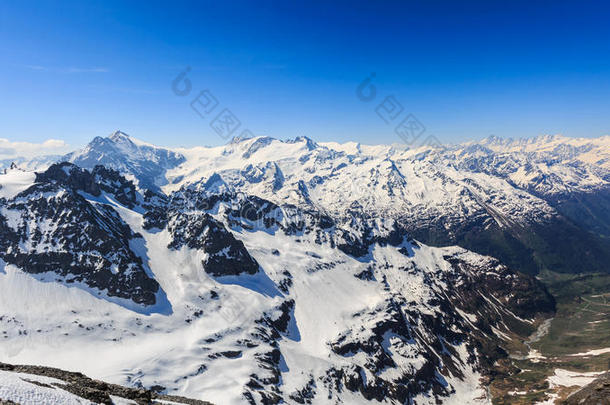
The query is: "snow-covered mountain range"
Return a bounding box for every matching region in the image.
[0,131,608,404]
[56,131,610,274]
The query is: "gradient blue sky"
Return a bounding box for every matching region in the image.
[1,0,609,150]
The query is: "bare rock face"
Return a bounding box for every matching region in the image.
[0,163,161,306]
[36,162,138,207]
[562,372,610,405]
[167,211,259,277]
[0,362,213,405]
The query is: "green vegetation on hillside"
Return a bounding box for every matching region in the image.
[535,270,610,357]
[490,271,610,404]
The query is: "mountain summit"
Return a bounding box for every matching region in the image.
[62,130,185,190]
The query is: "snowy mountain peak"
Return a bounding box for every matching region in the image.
[109,129,131,141]
[287,135,318,150]
[230,133,255,144]
[105,129,158,150]
[64,131,186,191]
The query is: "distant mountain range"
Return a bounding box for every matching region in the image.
[20,130,610,275]
[0,131,608,404]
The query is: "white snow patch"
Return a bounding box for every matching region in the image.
[0,370,88,405]
[0,170,36,199]
[568,347,610,357]
[547,368,604,388]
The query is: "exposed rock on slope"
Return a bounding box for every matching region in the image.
[0,163,162,308]
[562,371,610,405]
[0,362,213,405]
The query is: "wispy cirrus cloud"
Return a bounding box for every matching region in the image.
[64,67,109,73]
[21,64,109,73]
[0,138,71,159]
[22,64,47,71]
[86,84,161,95]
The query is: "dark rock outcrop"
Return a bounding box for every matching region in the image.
[0,362,213,405]
[0,163,161,306]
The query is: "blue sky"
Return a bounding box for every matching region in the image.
[1,0,609,151]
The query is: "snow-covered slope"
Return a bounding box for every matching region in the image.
[0,162,555,404]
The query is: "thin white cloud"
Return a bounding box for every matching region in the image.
[63,67,109,73]
[23,64,47,71]
[86,84,160,95]
[21,65,109,73]
[0,138,71,159]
